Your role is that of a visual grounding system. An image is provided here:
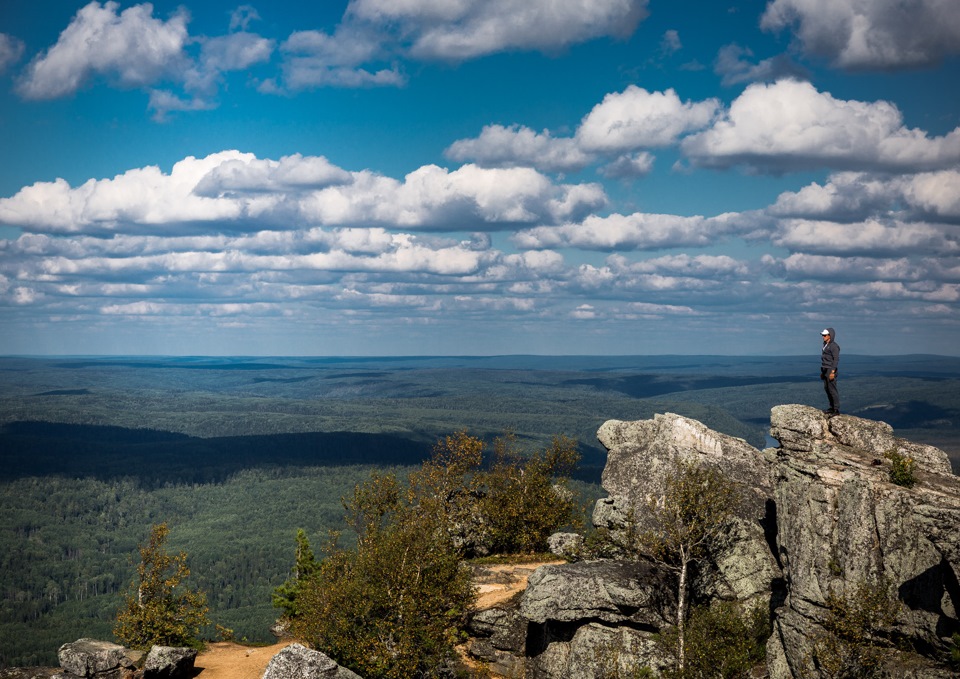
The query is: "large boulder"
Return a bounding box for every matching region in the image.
[261,644,362,679]
[143,646,196,678]
[768,404,960,678]
[595,414,781,605]
[521,560,673,627]
[526,622,671,679]
[57,640,138,679]
[467,604,528,678]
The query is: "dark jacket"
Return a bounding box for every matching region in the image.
[821,327,840,375]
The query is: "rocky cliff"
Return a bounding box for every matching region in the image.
[467,405,960,678]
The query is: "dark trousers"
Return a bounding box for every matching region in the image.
[822,374,839,412]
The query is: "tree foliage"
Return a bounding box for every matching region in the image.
[637,459,739,673]
[289,472,474,678]
[482,433,581,554]
[114,522,209,650]
[280,430,581,678]
[658,600,769,678]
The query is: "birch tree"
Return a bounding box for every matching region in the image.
[639,460,738,673]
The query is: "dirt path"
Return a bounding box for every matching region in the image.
[193,641,295,679]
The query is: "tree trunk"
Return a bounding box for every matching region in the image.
[677,555,689,672]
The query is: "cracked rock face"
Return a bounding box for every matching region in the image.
[485,407,958,678]
[768,405,960,678]
[595,413,781,605]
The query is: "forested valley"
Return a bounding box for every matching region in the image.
[2,355,958,667]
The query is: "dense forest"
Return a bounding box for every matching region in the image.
[2,355,958,667]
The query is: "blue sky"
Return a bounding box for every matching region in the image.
[0,0,958,356]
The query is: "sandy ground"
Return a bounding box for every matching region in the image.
[471,560,562,609]
[193,641,296,679]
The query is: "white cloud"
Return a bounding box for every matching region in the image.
[0,151,607,235]
[606,253,750,277]
[445,125,594,172]
[272,27,403,91]
[772,218,960,256]
[770,170,960,220]
[761,0,960,69]
[598,152,655,178]
[0,33,25,74]
[577,86,719,152]
[229,5,261,33]
[446,86,717,175]
[512,212,739,250]
[349,0,649,60]
[16,1,190,100]
[682,79,960,172]
[776,253,927,281]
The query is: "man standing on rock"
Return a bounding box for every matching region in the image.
[820,327,840,415]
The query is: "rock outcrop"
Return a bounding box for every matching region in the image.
[768,405,960,678]
[260,644,361,679]
[464,406,960,677]
[142,647,195,678]
[55,639,140,679]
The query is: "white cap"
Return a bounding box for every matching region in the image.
[821,329,830,335]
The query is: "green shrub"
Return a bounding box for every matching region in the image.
[278,430,582,678]
[811,577,900,678]
[884,450,917,488]
[481,433,580,555]
[289,473,473,679]
[658,600,769,679]
[114,522,209,650]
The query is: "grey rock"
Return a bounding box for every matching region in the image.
[143,646,196,678]
[770,404,960,678]
[521,560,673,627]
[527,623,669,679]
[469,605,527,653]
[546,532,583,559]
[57,639,133,678]
[595,413,780,605]
[261,644,362,679]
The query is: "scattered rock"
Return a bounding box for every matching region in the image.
[260,643,361,679]
[57,639,137,678]
[143,646,196,678]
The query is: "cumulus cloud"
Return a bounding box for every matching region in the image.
[14,1,274,118]
[268,26,403,91]
[348,0,649,60]
[265,0,650,92]
[445,125,594,172]
[770,170,960,221]
[512,211,741,251]
[16,1,190,99]
[446,86,717,174]
[761,0,960,70]
[772,217,959,256]
[0,151,607,235]
[577,86,719,152]
[682,79,960,172]
[0,33,25,74]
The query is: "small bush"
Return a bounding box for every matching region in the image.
[480,433,581,555]
[812,577,900,678]
[658,600,769,679]
[114,522,209,650]
[884,450,917,488]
